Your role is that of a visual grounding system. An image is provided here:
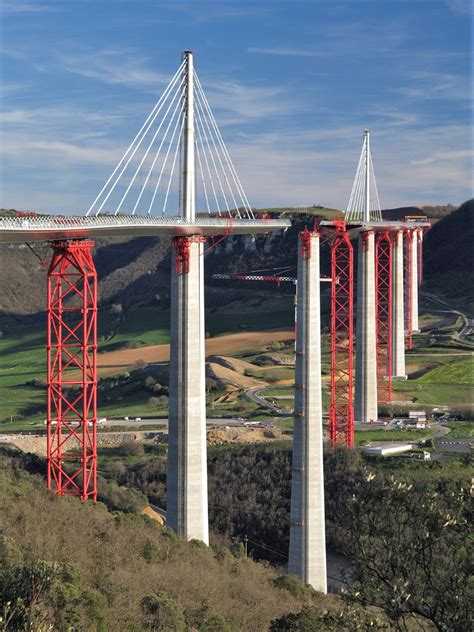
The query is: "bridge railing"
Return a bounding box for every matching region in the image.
[0,214,275,232]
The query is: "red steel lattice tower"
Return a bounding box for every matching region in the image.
[375,231,393,403]
[403,230,413,350]
[47,240,98,500]
[326,224,354,447]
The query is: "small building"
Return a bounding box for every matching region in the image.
[409,410,427,422]
[363,443,414,457]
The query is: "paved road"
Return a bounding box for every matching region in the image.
[423,292,474,347]
[245,387,291,416]
[101,417,247,429]
[434,437,472,453]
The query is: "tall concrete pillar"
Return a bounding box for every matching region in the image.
[288,230,327,594]
[392,230,406,378]
[354,230,378,423]
[411,231,419,332]
[167,237,209,544]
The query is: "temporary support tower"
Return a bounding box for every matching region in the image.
[47,239,97,500]
[288,228,327,593]
[403,230,413,350]
[375,231,393,403]
[320,222,354,447]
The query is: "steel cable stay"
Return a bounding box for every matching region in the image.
[194,72,254,219]
[117,76,185,215]
[86,61,185,217]
[194,87,242,219]
[162,113,186,215]
[193,92,232,217]
[194,124,211,214]
[84,56,256,220]
[194,80,242,218]
[130,84,184,215]
[148,99,185,216]
[345,130,382,223]
[194,104,222,215]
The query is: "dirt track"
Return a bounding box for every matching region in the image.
[97,328,294,376]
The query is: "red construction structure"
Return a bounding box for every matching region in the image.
[47,240,98,501]
[321,222,354,448]
[375,231,393,403]
[403,229,414,350]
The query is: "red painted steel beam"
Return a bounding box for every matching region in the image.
[375,231,393,404]
[47,239,98,501]
[325,227,354,448]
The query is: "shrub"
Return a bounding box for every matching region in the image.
[119,440,145,457]
[140,592,186,631]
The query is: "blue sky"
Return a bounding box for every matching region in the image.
[0,0,472,214]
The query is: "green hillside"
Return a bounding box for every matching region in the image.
[423,198,474,306]
[0,448,309,631]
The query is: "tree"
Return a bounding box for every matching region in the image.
[140,592,186,632]
[270,604,386,631]
[332,470,472,631]
[0,559,107,631]
[110,303,123,315]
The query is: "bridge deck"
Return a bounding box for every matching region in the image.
[0,215,290,243]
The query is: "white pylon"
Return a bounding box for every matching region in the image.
[345,130,382,223]
[180,51,195,221]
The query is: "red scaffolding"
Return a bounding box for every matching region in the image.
[47,240,98,500]
[322,223,354,448]
[403,230,413,350]
[375,231,393,404]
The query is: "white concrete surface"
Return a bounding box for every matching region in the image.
[355,231,378,423]
[288,231,327,593]
[392,230,406,378]
[167,239,209,544]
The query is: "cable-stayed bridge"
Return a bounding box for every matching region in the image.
[0,51,430,596]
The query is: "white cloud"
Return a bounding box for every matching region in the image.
[446,0,474,15]
[1,1,57,13]
[202,79,301,123]
[396,71,472,102]
[247,47,325,58]
[59,49,172,89]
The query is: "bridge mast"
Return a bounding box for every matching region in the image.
[168,51,209,544]
[180,50,196,222]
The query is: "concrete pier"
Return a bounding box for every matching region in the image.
[167,237,209,544]
[354,230,378,423]
[288,230,327,593]
[392,230,406,378]
[411,230,419,332]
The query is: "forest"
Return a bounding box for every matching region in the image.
[99,443,472,631]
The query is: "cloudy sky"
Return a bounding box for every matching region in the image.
[0,0,472,214]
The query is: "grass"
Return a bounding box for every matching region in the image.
[354,428,436,445]
[98,443,167,466]
[1,297,472,430]
[393,381,472,406]
[244,366,295,382]
[418,357,474,385]
[445,421,474,438]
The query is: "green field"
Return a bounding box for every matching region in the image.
[444,421,474,438]
[1,298,473,429]
[354,428,436,445]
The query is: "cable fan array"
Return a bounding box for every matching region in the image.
[345,132,382,223]
[86,60,254,219]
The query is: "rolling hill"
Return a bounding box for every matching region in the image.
[0,202,465,327]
